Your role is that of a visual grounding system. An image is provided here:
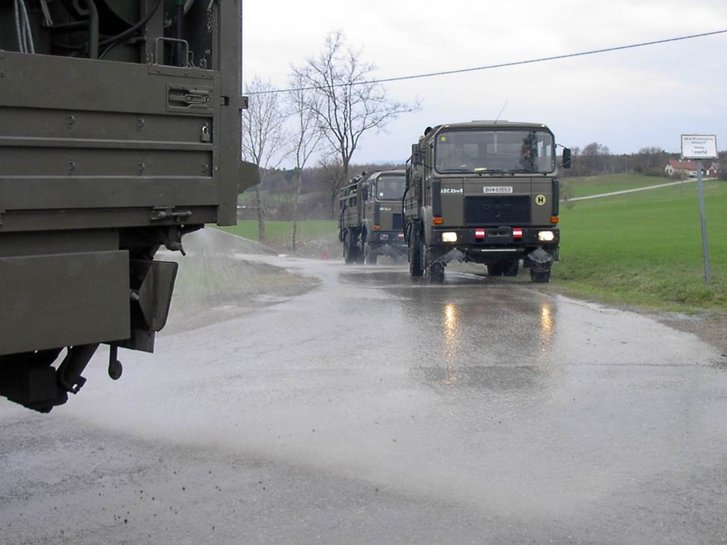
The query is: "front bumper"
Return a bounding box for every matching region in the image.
[367,231,407,257]
[431,226,559,249]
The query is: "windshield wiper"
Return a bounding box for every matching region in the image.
[474,167,541,176]
[474,167,507,176]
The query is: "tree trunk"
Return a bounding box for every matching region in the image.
[291,172,303,252]
[254,185,266,243]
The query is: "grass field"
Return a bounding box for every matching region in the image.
[218,220,337,252]
[555,174,727,312]
[561,173,683,199]
[219,174,727,313]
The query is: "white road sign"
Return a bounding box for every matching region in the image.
[681,134,718,159]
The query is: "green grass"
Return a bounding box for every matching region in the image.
[554,176,727,312]
[561,173,687,199]
[218,220,337,250]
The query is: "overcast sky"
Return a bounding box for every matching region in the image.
[242,0,727,165]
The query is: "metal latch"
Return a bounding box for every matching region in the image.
[150,206,193,222]
[170,87,210,105]
[167,85,212,110]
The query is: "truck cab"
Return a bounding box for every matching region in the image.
[404,121,570,282]
[338,169,406,264]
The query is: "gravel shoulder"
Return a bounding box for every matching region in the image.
[653,311,727,358]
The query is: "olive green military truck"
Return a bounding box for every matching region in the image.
[0,1,258,412]
[338,170,406,265]
[403,121,570,282]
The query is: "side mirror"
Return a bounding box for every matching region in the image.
[562,148,572,169]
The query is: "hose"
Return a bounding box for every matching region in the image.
[99,0,163,58]
[14,0,35,54]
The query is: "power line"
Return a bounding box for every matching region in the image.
[248,29,727,95]
[376,29,727,83]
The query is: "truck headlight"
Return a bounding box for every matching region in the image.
[538,231,555,242]
[442,232,458,243]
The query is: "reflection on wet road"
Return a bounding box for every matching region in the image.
[394,281,560,392]
[2,233,727,545]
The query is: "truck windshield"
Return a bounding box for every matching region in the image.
[376,175,405,200]
[435,129,556,174]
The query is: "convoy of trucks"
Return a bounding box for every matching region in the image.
[0,3,569,414]
[403,121,570,282]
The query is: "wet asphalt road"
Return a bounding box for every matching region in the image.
[2,237,727,544]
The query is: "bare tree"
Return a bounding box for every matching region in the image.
[241,77,289,242]
[571,142,611,176]
[635,147,668,177]
[317,156,349,219]
[292,31,418,185]
[286,74,322,251]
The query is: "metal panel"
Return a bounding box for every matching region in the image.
[0,251,129,355]
[464,196,532,226]
[0,49,222,225]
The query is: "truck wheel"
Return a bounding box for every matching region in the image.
[530,268,551,283]
[504,259,520,277]
[487,261,504,276]
[343,232,355,264]
[408,226,423,277]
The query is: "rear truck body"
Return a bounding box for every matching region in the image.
[338,170,406,265]
[0,0,258,412]
[403,121,570,282]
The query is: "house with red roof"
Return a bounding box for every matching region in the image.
[664,159,719,178]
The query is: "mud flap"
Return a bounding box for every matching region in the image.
[119,260,178,353]
[524,247,553,272]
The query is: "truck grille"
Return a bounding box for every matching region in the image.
[464,196,531,226]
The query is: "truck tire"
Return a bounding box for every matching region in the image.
[504,259,520,277]
[424,246,445,283]
[343,232,356,264]
[487,261,505,276]
[408,225,423,277]
[354,242,365,264]
[361,232,376,265]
